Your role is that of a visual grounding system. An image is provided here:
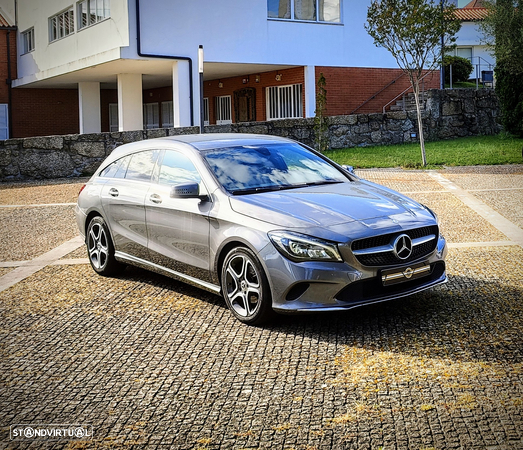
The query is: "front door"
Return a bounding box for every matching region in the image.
[145,150,212,283]
[234,88,256,123]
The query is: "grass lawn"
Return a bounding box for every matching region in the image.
[325,134,523,169]
[444,81,489,89]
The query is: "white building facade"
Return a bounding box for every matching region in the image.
[2,0,438,137]
[453,0,495,81]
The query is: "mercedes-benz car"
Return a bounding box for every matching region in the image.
[76,134,447,325]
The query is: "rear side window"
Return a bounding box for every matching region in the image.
[125,150,160,182]
[99,155,130,179]
[158,150,201,185]
[99,160,121,178]
[99,150,159,181]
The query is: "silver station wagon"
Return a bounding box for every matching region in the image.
[76,134,447,325]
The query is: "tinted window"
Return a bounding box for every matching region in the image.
[125,150,160,182]
[158,150,201,185]
[114,155,131,179]
[203,143,346,194]
[99,159,121,178]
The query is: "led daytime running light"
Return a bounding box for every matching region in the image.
[268,231,342,262]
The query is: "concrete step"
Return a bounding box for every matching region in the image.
[388,92,426,112]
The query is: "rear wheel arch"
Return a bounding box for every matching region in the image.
[85,213,124,276]
[84,210,102,237]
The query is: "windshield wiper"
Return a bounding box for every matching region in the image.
[230,180,343,195]
[304,180,343,187]
[230,184,306,195]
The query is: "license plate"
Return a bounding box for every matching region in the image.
[381,263,432,286]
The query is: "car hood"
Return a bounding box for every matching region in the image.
[229,180,434,231]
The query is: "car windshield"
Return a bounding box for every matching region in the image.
[203,143,347,194]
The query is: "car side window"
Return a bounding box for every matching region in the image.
[114,155,131,179]
[125,150,160,182]
[99,159,121,178]
[158,150,201,185]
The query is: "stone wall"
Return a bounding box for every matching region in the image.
[0,88,501,181]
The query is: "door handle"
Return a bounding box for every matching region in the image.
[149,193,162,204]
[108,188,119,197]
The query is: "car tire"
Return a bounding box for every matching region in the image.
[221,246,274,325]
[86,215,124,276]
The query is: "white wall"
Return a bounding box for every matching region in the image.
[455,21,495,78]
[137,0,397,69]
[15,0,129,84]
[456,21,487,47]
[0,0,15,24]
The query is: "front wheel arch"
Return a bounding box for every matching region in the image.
[220,245,274,325]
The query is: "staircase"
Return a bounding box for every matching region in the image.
[388,92,427,112]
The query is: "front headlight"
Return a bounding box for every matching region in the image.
[268,231,342,262]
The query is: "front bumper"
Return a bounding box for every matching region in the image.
[263,234,447,314]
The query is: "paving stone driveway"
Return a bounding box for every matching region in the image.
[0,166,522,450]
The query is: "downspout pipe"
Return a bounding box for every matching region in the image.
[135,0,194,126]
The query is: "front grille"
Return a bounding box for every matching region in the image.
[351,226,439,266]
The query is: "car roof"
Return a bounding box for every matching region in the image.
[95,134,298,173]
[157,133,292,149]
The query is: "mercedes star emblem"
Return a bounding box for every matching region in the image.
[393,234,413,260]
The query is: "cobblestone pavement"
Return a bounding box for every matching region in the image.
[0,167,522,450]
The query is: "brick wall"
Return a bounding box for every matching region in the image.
[203,67,306,124]
[316,67,440,116]
[11,88,80,138]
[0,29,17,105]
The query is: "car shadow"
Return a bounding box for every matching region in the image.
[269,274,523,366]
[113,266,522,367]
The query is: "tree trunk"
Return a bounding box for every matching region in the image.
[413,81,427,166]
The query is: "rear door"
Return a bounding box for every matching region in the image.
[101,150,160,260]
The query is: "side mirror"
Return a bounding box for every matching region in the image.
[170,182,201,199]
[342,165,355,175]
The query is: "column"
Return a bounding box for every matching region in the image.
[78,82,101,134]
[172,61,192,127]
[304,65,316,118]
[117,73,143,131]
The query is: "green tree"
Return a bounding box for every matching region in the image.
[314,72,329,153]
[365,0,461,166]
[480,0,523,137]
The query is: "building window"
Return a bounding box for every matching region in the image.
[456,47,473,60]
[0,104,8,140]
[215,96,232,125]
[78,0,110,30]
[109,103,118,132]
[268,0,341,23]
[22,28,35,54]
[203,98,209,126]
[49,8,75,42]
[266,84,303,120]
[144,103,159,129]
[161,101,173,128]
